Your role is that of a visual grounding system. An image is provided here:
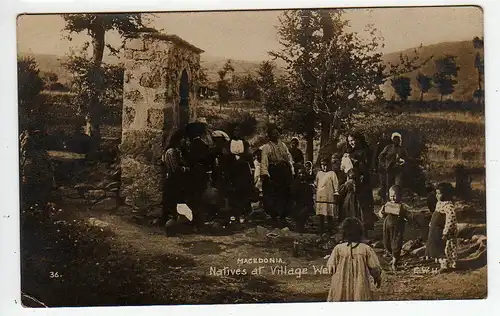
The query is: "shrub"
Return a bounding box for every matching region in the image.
[18,57,45,131]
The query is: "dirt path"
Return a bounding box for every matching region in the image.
[85,208,487,302]
[20,201,486,307]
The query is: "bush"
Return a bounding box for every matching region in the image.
[18,57,45,131]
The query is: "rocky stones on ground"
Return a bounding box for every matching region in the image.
[401,239,423,256]
[105,182,120,190]
[92,197,118,211]
[87,218,110,228]
[85,189,106,201]
[411,245,426,257]
[457,223,486,239]
[255,225,268,238]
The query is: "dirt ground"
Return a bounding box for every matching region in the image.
[20,196,487,307]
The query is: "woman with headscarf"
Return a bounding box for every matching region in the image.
[183,118,216,228]
[378,132,409,202]
[343,132,376,234]
[161,129,190,231]
[289,137,304,170]
[260,124,295,226]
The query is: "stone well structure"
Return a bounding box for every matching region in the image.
[119,31,203,211]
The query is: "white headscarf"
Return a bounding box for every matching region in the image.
[391,132,403,144]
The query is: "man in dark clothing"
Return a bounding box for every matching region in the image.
[378,132,409,202]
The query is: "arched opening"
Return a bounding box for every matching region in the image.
[179,69,190,128]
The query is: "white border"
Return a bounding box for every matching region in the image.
[1,1,499,316]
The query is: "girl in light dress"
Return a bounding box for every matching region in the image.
[327,217,382,301]
[315,158,340,235]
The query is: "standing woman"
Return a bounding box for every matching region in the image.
[345,132,376,235]
[260,124,295,226]
[162,129,190,232]
[226,125,254,223]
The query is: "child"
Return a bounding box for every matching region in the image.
[315,158,340,235]
[338,169,363,224]
[377,185,410,271]
[426,182,458,272]
[304,161,316,184]
[331,153,346,186]
[290,167,314,232]
[327,217,382,301]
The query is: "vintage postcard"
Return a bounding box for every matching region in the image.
[16,6,486,307]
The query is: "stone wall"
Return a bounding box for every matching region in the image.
[120,32,202,212]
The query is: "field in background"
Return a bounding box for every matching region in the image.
[38,93,485,185]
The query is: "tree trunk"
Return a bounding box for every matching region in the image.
[306,111,315,162]
[440,94,443,102]
[420,91,424,103]
[86,23,106,158]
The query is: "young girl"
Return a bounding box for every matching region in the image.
[338,169,363,224]
[426,182,458,272]
[327,217,382,301]
[377,185,410,271]
[315,158,340,235]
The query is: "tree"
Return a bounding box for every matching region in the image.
[61,13,149,155]
[391,76,412,102]
[269,9,387,161]
[416,73,432,102]
[473,36,484,104]
[238,74,260,101]
[216,60,234,106]
[257,61,277,118]
[433,55,459,102]
[63,48,124,128]
[18,57,44,131]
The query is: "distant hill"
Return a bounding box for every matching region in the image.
[382,40,483,101]
[19,39,482,101]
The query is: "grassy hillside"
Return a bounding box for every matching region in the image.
[19,39,482,101]
[382,40,483,101]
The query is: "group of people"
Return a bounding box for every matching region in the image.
[326,180,458,301]
[252,125,410,238]
[160,119,413,237]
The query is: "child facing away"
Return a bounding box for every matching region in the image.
[327,217,382,302]
[315,158,340,235]
[377,185,411,271]
[290,166,315,232]
[426,182,458,272]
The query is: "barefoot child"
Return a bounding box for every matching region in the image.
[377,185,410,270]
[426,182,458,272]
[327,217,382,301]
[315,158,340,235]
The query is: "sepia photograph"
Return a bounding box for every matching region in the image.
[16,6,486,307]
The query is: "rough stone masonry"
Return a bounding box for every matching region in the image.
[119,30,204,212]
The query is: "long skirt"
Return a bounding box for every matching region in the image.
[426,211,446,258]
[262,162,293,220]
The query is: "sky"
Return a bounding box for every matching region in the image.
[16,6,483,62]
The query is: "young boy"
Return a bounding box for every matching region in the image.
[377,185,411,271]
